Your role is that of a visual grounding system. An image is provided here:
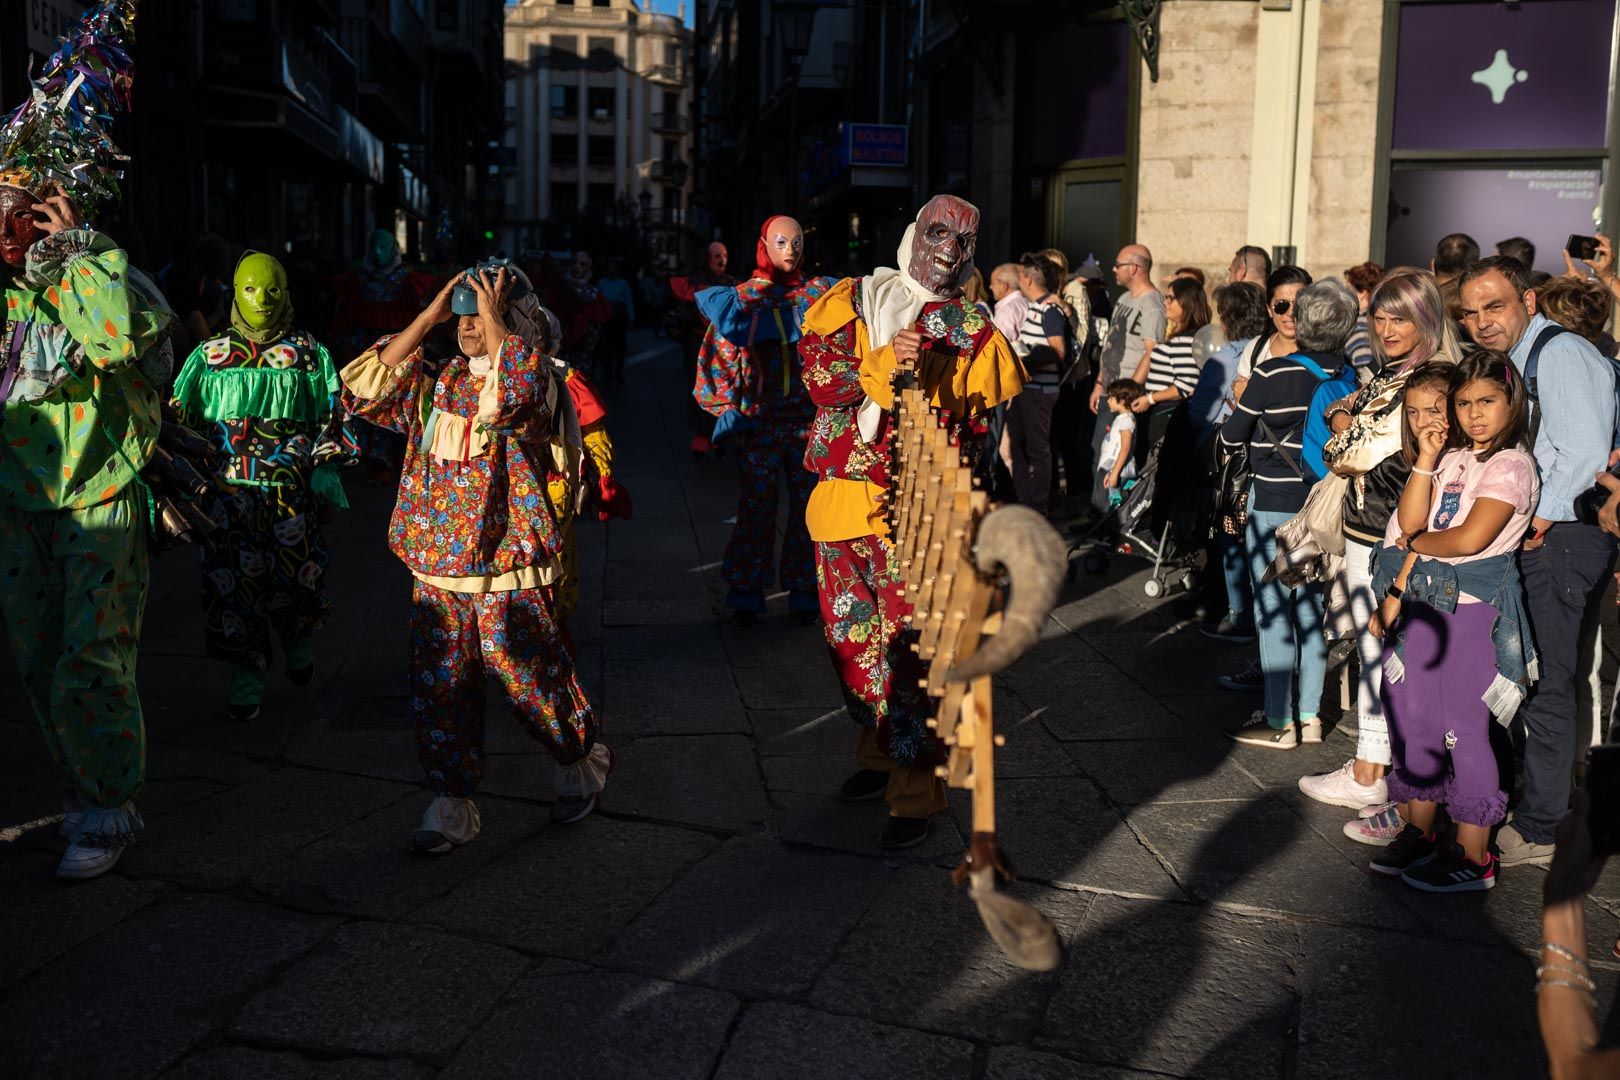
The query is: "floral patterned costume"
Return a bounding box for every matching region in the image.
[543,361,629,627]
[799,277,1023,814]
[0,228,175,844]
[170,328,356,699]
[340,332,603,797]
[693,274,832,612]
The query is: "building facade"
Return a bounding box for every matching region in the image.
[698,0,1619,287]
[502,0,694,265]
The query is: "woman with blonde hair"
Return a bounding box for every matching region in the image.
[1297,267,1463,839]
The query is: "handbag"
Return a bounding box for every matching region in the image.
[1265,472,1349,587]
[1211,416,1292,538]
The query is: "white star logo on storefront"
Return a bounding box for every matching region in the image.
[1471,48,1529,104]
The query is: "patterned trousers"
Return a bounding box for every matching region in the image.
[409,580,597,797]
[725,420,817,597]
[815,536,945,771]
[0,486,148,809]
[200,482,329,676]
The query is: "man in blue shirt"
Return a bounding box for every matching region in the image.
[1459,255,1617,867]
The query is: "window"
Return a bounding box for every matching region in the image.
[556,0,574,6]
[587,135,615,167]
[663,42,679,67]
[592,0,610,7]
[587,87,615,121]
[661,138,677,162]
[661,90,678,117]
[549,133,578,167]
[588,37,616,68]
[549,84,578,120]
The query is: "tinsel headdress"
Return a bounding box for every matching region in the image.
[0,0,138,211]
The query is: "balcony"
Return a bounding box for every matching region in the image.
[521,5,632,25]
[340,16,426,138]
[650,112,688,133]
[646,158,689,185]
[645,64,684,84]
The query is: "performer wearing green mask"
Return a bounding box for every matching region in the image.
[169,251,357,721]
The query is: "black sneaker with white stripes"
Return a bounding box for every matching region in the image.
[1368,823,1436,877]
[1400,841,1498,893]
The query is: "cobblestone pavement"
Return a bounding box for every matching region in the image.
[5,330,1620,1079]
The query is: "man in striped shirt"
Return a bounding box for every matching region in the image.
[1006,253,1070,514]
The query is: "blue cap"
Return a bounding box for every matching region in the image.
[451,258,530,316]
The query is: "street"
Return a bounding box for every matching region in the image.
[3,329,1619,1080]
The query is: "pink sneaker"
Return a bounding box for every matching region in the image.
[1344,802,1404,846]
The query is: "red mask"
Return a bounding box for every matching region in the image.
[907,195,978,295]
[0,186,43,269]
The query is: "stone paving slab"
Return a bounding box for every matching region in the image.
[600,657,750,735]
[985,1046,1176,1079]
[603,836,889,997]
[1036,895,1298,1080]
[410,816,719,958]
[124,766,413,891]
[440,968,738,1080]
[733,661,847,710]
[166,1047,436,1080]
[247,793,548,920]
[0,851,173,994]
[0,894,338,1080]
[607,734,769,831]
[230,922,529,1062]
[713,1002,977,1080]
[810,865,1089,1043]
[750,706,854,756]
[1064,736,1264,805]
[770,790,966,861]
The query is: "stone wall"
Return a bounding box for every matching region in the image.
[1304,0,1385,278]
[1133,1,1260,286]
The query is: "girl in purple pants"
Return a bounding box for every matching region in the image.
[1369,353,1538,893]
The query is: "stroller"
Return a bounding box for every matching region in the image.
[1069,404,1210,598]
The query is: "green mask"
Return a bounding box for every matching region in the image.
[232,252,293,343]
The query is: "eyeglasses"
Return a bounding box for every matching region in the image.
[1113,261,1139,271]
[1272,300,1292,316]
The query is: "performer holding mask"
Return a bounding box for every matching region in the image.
[797,195,1025,849]
[170,252,357,721]
[341,262,611,853]
[694,216,833,623]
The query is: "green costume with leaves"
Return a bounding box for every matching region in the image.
[168,253,356,707]
[0,227,176,842]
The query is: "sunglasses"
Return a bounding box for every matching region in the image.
[1272,300,1292,315]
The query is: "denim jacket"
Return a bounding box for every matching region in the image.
[1370,545,1538,724]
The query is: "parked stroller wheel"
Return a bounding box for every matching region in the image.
[1082,550,1108,575]
[1143,577,1165,599]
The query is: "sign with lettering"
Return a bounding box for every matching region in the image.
[845,124,907,168]
[27,0,88,57]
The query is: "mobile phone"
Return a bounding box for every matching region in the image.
[1567,234,1601,261]
[1586,745,1620,855]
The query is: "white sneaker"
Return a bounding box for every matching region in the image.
[1298,758,1387,808]
[413,796,480,855]
[56,839,126,880]
[1228,711,1299,750]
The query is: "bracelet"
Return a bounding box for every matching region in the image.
[1410,465,1438,477]
[1537,963,1597,989]
[1536,978,1598,1005]
[1545,942,1585,964]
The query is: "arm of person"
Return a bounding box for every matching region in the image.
[1535,339,1617,523]
[1216,365,1267,448]
[1041,304,1067,362]
[379,276,458,370]
[1129,339,1155,385]
[1407,498,1516,558]
[1369,548,1421,638]
[1396,425,1446,535]
[1540,791,1620,1080]
[1115,426,1133,467]
[470,270,552,441]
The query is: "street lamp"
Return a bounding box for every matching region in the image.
[774,0,819,210]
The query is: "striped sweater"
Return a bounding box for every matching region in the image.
[1142,336,1198,399]
[1217,349,1346,514]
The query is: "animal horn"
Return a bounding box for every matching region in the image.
[946,504,1066,681]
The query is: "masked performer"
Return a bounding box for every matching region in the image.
[669,242,737,459]
[694,216,832,624]
[531,305,632,629]
[169,253,356,721]
[331,229,437,481]
[0,0,177,879]
[340,263,611,852]
[798,195,1025,850]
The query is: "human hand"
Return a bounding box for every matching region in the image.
[1598,473,1620,538]
[30,183,82,234]
[1231,376,1249,402]
[1130,395,1152,414]
[425,276,459,324]
[1546,789,1608,907]
[1594,233,1616,282]
[1371,595,1400,638]
[891,328,923,365]
[468,267,511,344]
[1524,515,1554,552]
[1088,383,1102,414]
[1416,421,1446,467]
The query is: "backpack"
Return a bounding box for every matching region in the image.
[1520,323,1620,450]
[1293,353,1359,482]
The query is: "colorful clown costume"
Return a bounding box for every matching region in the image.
[341,319,609,834]
[0,228,175,868]
[541,361,631,627]
[694,273,832,617]
[170,316,357,715]
[799,275,1023,828]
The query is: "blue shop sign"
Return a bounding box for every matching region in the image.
[846,124,907,168]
